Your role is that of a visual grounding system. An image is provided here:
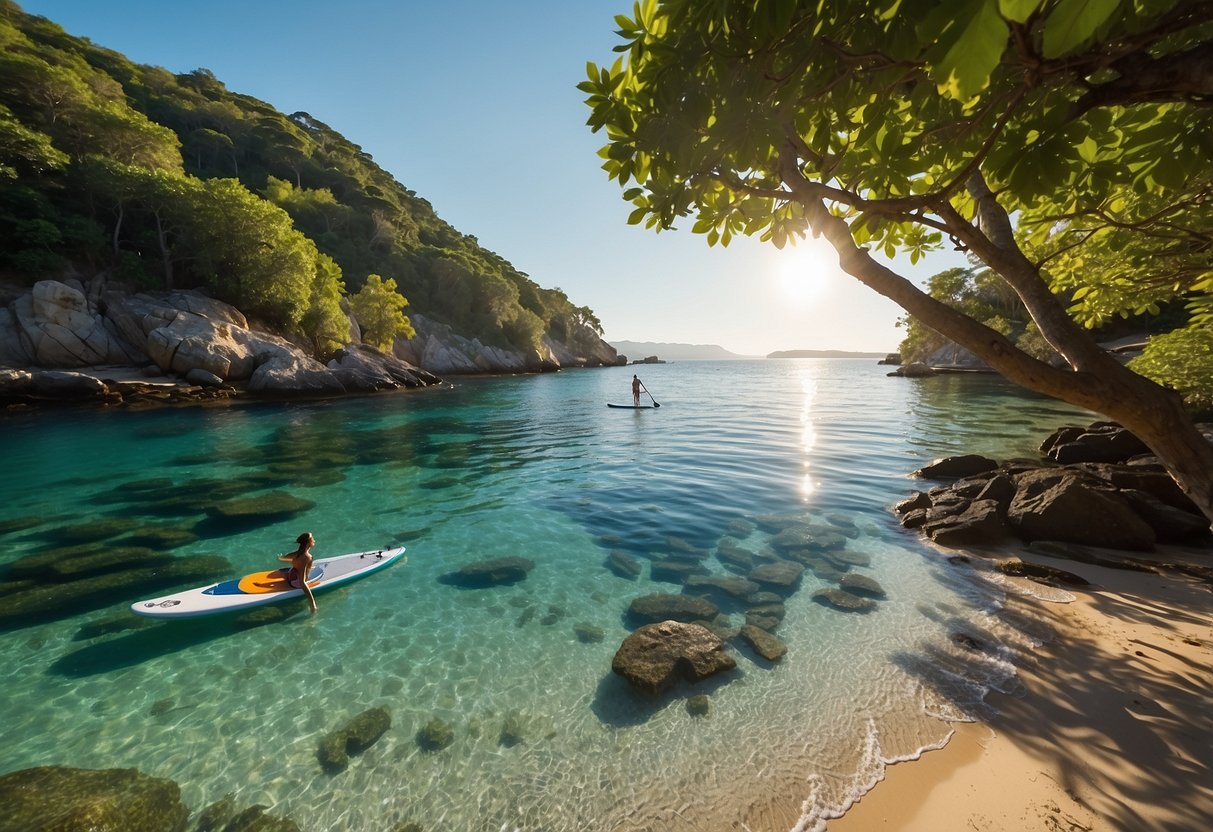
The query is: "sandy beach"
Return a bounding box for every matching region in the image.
[829,543,1213,832]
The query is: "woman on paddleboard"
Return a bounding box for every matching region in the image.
[279,531,318,614]
[632,374,641,406]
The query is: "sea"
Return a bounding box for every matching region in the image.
[0,359,1091,831]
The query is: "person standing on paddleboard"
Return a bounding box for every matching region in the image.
[632,374,642,406]
[279,531,318,614]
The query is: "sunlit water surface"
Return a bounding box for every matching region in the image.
[0,360,1090,831]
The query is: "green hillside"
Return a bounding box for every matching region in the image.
[0,0,603,357]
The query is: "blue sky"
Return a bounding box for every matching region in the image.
[20,0,967,355]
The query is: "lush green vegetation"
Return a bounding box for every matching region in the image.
[581,0,1213,519]
[0,1,601,357]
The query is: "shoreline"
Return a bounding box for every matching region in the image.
[827,543,1213,831]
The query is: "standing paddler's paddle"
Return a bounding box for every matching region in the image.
[639,380,660,408]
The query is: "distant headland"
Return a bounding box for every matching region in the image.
[609,341,759,361]
[767,349,887,359]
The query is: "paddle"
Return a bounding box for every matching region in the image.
[638,379,661,408]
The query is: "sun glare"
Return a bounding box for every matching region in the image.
[775,241,833,306]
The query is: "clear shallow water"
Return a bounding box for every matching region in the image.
[0,359,1090,831]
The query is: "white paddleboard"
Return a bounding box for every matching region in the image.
[131,546,406,619]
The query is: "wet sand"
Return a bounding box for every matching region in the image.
[829,543,1213,831]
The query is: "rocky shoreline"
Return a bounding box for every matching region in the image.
[0,277,624,410]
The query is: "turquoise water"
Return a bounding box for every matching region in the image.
[0,360,1089,831]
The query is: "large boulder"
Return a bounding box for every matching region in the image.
[12,281,139,366]
[1007,470,1156,551]
[1041,422,1150,464]
[327,344,440,391]
[612,620,736,693]
[145,314,256,380]
[0,766,188,832]
[246,348,346,397]
[923,499,1012,547]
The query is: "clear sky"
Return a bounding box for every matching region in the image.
[19,0,968,356]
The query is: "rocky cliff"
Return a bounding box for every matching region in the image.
[0,275,623,406]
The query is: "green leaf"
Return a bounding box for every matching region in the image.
[998,0,1044,23]
[930,0,1010,100]
[1041,0,1121,58]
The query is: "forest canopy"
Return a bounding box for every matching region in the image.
[0,0,601,357]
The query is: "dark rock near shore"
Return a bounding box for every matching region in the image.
[439,557,535,588]
[995,558,1092,587]
[1007,471,1156,550]
[0,765,188,832]
[912,454,999,479]
[612,620,736,693]
[897,421,1211,552]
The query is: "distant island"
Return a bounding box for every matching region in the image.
[767,349,887,359]
[609,341,760,360]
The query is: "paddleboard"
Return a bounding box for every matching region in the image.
[607,403,656,409]
[131,546,406,619]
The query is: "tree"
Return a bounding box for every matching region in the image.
[582,0,1213,524]
[349,273,414,350]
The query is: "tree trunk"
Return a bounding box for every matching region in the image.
[111,202,123,257]
[798,196,1213,526]
[153,210,173,291]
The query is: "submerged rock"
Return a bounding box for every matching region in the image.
[417,718,455,751]
[747,560,805,591]
[686,694,711,716]
[650,559,709,584]
[612,620,736,693]
[439,557,535,588]
[605,550,642,579]
[625,593,719,625]
[574,623,605,643]
[839,573,887,598]
[2,554,230,628]
[812,588,878,613]
[205,491,316,524]
[0,765,188,832]
[318,707,392,774]
[738,624,787,662]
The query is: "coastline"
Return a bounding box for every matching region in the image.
[828,543,1213,831]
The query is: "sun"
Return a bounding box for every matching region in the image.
[774,240,834,305]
